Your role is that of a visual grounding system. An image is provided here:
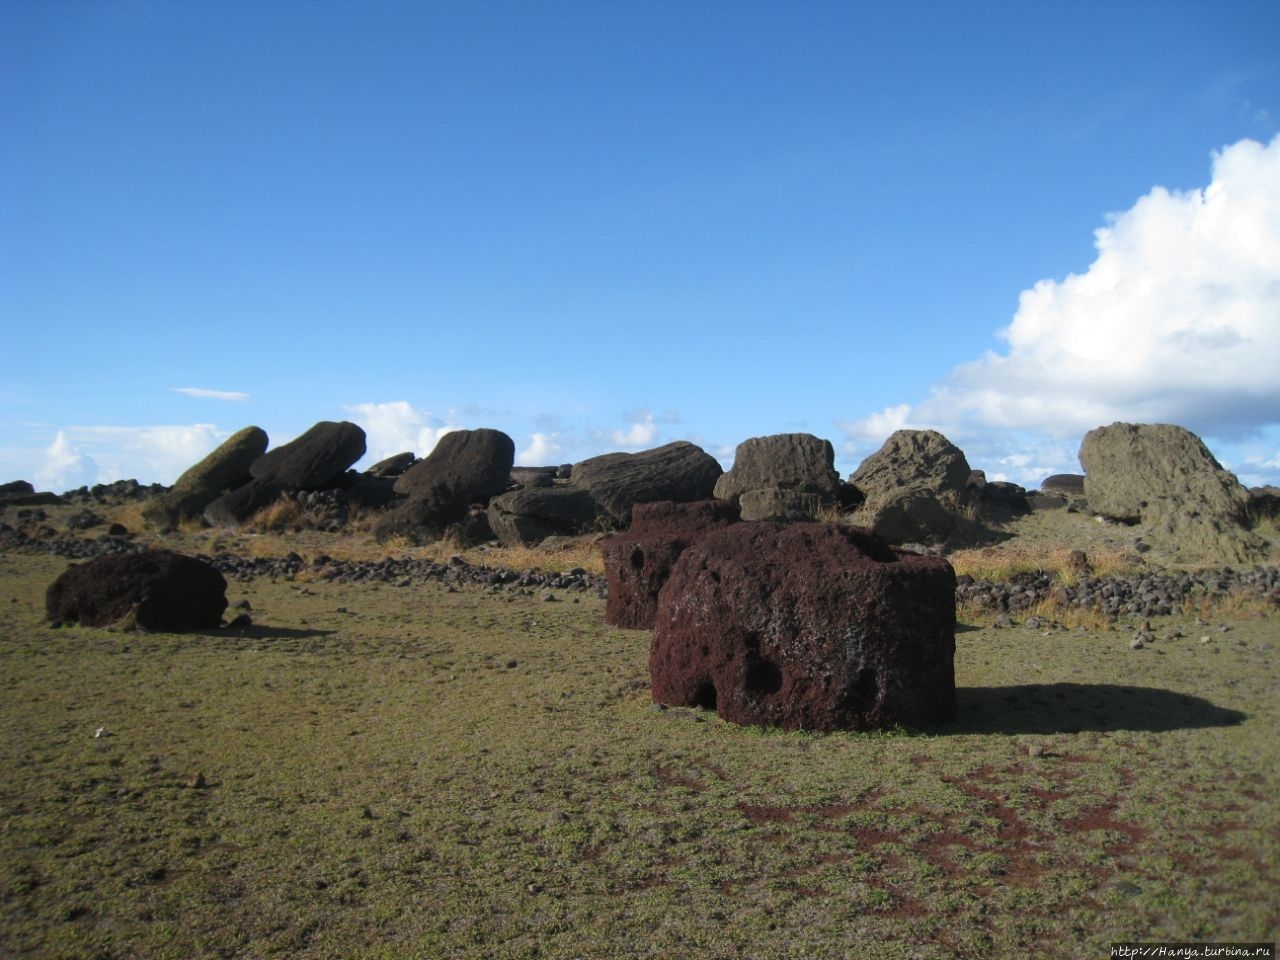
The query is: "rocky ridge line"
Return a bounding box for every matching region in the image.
[3,517,1275,621]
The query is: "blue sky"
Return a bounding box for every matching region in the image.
[3,1,1279,492]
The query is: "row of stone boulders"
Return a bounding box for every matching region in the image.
[134,421,371,530]
[16,416,1267,566]
[374,434,727,546]
[955,563,1280,619]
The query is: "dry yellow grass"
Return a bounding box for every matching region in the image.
[947,542,1142,584]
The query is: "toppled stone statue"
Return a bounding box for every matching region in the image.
[850,429,972,545]
[1079,422,1267,564]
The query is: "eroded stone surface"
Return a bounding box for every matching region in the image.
[650,522,956,731]
[600,499,741,630]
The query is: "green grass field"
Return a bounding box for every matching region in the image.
[1,550,1276,959]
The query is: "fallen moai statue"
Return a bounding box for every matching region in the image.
[1078,422,1268,564]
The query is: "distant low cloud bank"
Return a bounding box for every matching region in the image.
[34,424,227,491]
[842,135,1280,485]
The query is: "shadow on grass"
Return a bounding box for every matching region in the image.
[949,683,1247,735]
[204,625,338,641]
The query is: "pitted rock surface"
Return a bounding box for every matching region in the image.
[650,522,956,731]
[850,430,972,544]
[600,499,741,630]
[393,429,514,506]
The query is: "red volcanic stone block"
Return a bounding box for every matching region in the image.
[600,499,741,630]
[650,522,956,731]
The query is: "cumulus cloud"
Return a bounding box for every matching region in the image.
[596,409,679,451]
[171,387,250,401]
[33,424,226,490]
[517,432,567,466]
[346,401,456,463]
[840,135,1280,486]
[35,431,96,491]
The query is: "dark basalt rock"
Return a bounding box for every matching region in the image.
[600,499,741,630]
[46,550,228,630]
[250,421,367,490]
[650,522,956,732]
[142,425,269,529]
[487,485,602,545]
[0,480,64,507]
[386,429,516,541]
[367,452,416,478]
[394,429,515,506]
[572,441,723,525]
[203,479,283,527]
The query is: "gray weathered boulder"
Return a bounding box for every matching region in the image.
[850,430,972,544]
[650,522,956,731]
[486,485,601,546]
[250,421,366,490]
[1078,422,1267,564]
[143,426,268,528]
[1041,474,1085,496]
[713,433,841,520]
[572,441,723,525]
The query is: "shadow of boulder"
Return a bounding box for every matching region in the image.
[948,683,1246,735]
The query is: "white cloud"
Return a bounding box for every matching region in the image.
[35,431,96,491]
[599,409,678,451]
[943,134,1280,435]
[32,424,227,490]
[839,135,1280,489]
[171,387,251,401]
[346,401,456,463]
[517,432,567,466]
[838,403,914,444]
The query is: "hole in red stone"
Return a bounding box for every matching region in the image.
[630,548,645,570]
[745,658,783,696]
[851,667,878,712]
[692,681,718,711]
